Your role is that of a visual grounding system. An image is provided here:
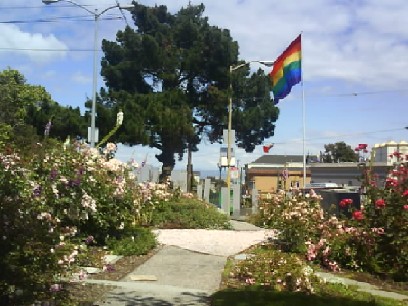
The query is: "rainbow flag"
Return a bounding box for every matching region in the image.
[269,35,301,104]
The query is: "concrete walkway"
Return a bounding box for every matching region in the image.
[315,272,408,302]
[90,220,408,305]
[93,245,222,305]
[93,220,266,305]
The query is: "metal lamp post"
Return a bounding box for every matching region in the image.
[42,0,133,147]
[226,60,274,214]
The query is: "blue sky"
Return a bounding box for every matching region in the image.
[0,0,407,171]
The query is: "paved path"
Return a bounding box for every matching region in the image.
[91,220,408,305]
[315,272,408,302]
[93,246,222,305]
[94,220,268,305]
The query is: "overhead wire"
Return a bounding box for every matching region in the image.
[0,4,91,9]
[268,127,407,147]
[0,15,123,24]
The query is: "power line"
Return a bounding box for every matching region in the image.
[313,89,408,98]
[0,47,97,52]
[0,16,123,24]
[235,88,408,103]
[272,127,407,146]
[0,4,90,9]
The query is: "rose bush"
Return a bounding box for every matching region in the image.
[255,189,324,253]
[255,150,408,282]
[0,140,158,304]
[359,152,408,280]
[0,146,72,304]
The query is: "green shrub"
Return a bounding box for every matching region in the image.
[255,190,324,253]
[0,141,155,304]
[358,153,408,280]
[226,246,318,293]
[0,147,71,304]
[144,197,231,229]
[106,227,157,256]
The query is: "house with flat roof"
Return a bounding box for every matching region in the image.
[245,155,311,195]
[245,141,407,195]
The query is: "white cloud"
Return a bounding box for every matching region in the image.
[0,24,68,63]
[71,71,92,84]
[1,0,406,171]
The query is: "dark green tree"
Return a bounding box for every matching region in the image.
[0,68,50,127]
[322,141,358,162]
[26,100,87,141]
[0,68,87,146]
[100,2,278,173]
[0,68,52,147]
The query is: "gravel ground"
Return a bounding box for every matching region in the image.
[152,228,277,256]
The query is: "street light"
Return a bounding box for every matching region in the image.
[226,60,274,214]
[42,0,133,147]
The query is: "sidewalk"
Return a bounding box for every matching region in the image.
[93,220,267,305]
[93,245,223,305]
[315,272,408,302]
[89,220,408,305]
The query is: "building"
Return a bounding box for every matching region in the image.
[245,155,311,196]
[311,141,408,187]
[245,141,407,195]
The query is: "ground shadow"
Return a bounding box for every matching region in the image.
[96,290,211,306]
[210,289,394,306]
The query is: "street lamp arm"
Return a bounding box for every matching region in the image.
[42,0,133,148]
[42,0,95,15]
[230,62,250,72]
[98,4,128,18]
[230,60,275,72]
[42,0,132,18]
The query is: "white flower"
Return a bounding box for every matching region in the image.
[116,111,124,125]
[106,142,117,152]
[81,193,97,213]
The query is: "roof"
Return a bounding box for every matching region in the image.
[251,155,304,164]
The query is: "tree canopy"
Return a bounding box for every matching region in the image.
[322,141,358,163]
[0,68,86,148]
[100,2,279,170]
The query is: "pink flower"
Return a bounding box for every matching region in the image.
[393,151,402,158]
[339,198,353,208]
[371,227,385,235]
[385,178,398,187]
[403,190,408,197]
[352,210,364,221]
[375,199,386,208]
[404,205,408,210]
[50,283,62,292]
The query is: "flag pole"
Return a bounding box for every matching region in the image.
[300,32,306,188]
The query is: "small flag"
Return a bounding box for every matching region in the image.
[263,144,274,153]
[269,35,302,104]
